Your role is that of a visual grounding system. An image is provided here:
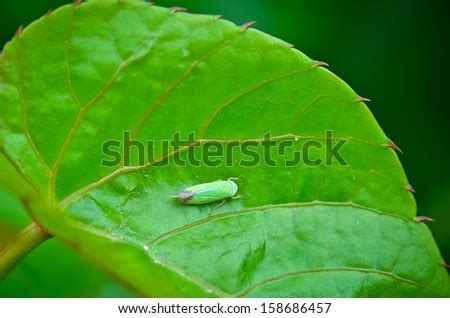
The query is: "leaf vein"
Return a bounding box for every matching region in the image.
[16,34,50,172]
[49,11,177,199]
[129,29,242,139]
[199,64,318,138]
[64,7,83,109]
[147,201,416,249]
[236,267,445,297]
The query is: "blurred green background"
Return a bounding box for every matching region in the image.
[0,0,449,296]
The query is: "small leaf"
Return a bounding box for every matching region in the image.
[0,1,448,296]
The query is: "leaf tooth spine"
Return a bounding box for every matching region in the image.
[45,9,53,16]
[214,15,223,20]
[356,96,371,102]
[405,184,416,193]
[415,216,434,222]
[287,43,295,48]
[385,139,403,153]
[241,20,256,31]
[171,6,186,13]
[314,60,329,67]
[15,25,24,37]
[442,262,450,269]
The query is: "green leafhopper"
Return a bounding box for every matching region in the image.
[173,178,239,205]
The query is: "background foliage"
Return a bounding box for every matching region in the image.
[0,0,448,296]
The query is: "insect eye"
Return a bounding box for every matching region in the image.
[178,190,194,201]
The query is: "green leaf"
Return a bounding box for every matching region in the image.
[0,0,448,296]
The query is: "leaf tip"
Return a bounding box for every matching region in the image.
[415,216,434,223]
[242,20,256,31]
[356,96,371,102]
[314,60,329,67]
[171,6,186,13]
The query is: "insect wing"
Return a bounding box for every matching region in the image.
[184,181,234,204]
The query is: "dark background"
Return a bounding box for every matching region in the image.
[0,0,449,296]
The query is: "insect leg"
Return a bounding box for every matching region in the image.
[212,200,226,210]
